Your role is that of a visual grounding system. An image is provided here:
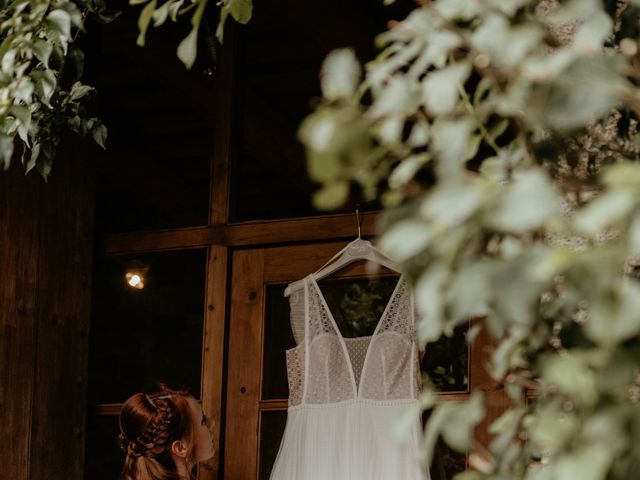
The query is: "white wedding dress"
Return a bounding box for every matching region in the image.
[270,274,429,480]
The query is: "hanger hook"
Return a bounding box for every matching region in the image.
[355,204,361,239]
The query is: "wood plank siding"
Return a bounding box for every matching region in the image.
[0,141,95,480]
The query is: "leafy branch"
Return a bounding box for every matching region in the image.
[299,1,640,479]
[0,0,118,178]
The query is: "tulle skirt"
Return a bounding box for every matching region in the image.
[270,399,428,480]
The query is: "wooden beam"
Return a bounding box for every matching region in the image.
[103,212,381,255]
[224,249,265,480]
[200,246,229,480]
[103,226,221,255]
[210,27,235,225]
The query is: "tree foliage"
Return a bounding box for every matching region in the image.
[0,0,119,178]
[131,0,252,69]
[0,0,251,179]
[300,1,640,479]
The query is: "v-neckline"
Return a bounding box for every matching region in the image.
[308,274,404,398]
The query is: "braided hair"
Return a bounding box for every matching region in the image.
[118,384,195,480]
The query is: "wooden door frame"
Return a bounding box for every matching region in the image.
[224,242,406,479]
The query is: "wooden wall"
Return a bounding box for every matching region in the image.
[0,140,95,480]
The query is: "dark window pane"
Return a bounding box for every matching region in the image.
[263,285,297,400]
[89,250,206,404]
[259,411,288,480]
[230,0,413,222]
[84,414,123,480]
[431,439,467,480]
[90,0,212,233]
[421,322,470,393]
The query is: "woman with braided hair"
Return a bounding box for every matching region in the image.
[118,384,214,480]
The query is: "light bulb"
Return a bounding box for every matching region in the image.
[126,272,145,289]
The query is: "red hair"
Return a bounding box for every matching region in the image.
[118,384,195,480]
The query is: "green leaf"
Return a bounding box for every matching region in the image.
[152,0,172,26]
[388,153,431,189]
[168,0,185,21]
[420,180,485,227]
[47,10,72,39]
[69,82,94,101]
[587,280,640,346]
[447,260,493,320]
[10,106,31,143]
[471,14,543,67]
[378,218,434,262]
[32,70,57,106]
[441,392,484,451]
[422,62,470,114]
[415,265,449,342]
[177,28,198,69]
[92,122,107,149]
[431,118,474,180]
[553,445,612,480]
[573,188,637,237]
[0,134,14,169]
[25,143,41,174]
[228,0,252,24]
[541,352,598,405]
[434,0,481,20]
[368,75,420,118]
[573,11,613,51]
[321,48,361,102]
[177,0,207,69]
[527,407,579,453]
[13,77,34,103]
[489,407,525,456]
[136,0,158,47]
[489,169,561,232]
[533,56,630,131]
[33,40,53,67]
[313,181,349,210]
[407,117,430,147]
[629,214,640,254]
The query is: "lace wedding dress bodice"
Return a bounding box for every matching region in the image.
[270,275,428,480]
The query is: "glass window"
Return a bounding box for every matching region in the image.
[88,250,207,404]
[259,411,288,480]
[421,323,470,393]
[84,414,123,480]
[91,3,213,233]
[230,0,413,222]
[262,285,297,400]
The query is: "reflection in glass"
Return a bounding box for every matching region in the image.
[431,438,467,480]
[92,0,212,233]
[421,322,469,393]
[259,411,288,480]
[229,0,415,222]
[319,277,399,338]
[84,414,123,480]
[89,250,206,404]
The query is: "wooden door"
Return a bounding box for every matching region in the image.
[224,241,486,480]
